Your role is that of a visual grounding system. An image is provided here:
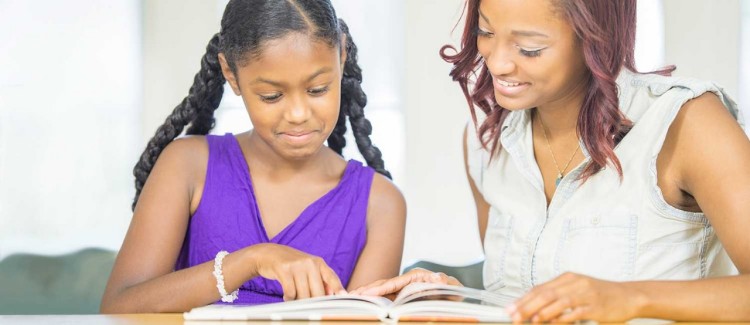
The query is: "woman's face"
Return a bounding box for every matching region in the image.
[476,0,589,111]
[220,32,344,161]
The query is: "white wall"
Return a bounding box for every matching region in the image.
[1,0,745,268]
[402,0,485,267]
[142,0,221,144]
[663,0,741,100]
[0,0,141,260]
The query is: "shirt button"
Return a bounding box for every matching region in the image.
[591,216,601,225]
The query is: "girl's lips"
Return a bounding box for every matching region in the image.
[493,77,531,97]
[279,131,316,145]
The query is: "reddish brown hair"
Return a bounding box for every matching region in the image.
[441,0,674,180]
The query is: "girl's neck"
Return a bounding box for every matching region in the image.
[243,131,332,180]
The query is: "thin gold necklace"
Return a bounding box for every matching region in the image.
[536,111,580,187]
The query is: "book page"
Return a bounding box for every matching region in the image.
[392,283,515,307]
[184,294,392,321]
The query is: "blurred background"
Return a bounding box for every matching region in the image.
[1,0,748,271]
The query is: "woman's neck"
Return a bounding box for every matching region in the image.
[534,81,587,138]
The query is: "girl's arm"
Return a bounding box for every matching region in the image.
[100,137,343,313]
[349,125,486,297]
[511,93,750,322]
[345,173,407,291]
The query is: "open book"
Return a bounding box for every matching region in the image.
[184,283,514,323]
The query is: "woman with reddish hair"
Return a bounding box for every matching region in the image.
[353,0,750,322]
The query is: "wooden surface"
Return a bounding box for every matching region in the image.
[1,314,749,325]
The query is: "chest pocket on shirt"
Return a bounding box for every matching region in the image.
[554,213,638,281]
[483,209,514,291]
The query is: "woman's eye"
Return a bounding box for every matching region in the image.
[517,46,544,58]
[308,86,329,96]
[476,27,494,38]
[259,93,282,103]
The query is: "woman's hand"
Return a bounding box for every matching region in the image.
[250,243,346,301]
[350,267,462,298]
[507,272,647,323]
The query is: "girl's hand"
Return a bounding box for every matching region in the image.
[251,243,345,301]
[350,267,462,298]
[508,272,646,323]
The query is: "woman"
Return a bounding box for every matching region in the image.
[353,0,750,322]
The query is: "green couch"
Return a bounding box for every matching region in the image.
[0,248,117,314]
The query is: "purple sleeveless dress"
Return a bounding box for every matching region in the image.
[175,133,374,304]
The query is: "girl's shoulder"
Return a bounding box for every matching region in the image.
[365,171,406,224]
[156,135,210,185]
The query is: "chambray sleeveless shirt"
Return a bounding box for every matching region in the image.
[175,133,375,304]
[467,69,744,298]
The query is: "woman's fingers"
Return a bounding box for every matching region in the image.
[350,279,386,295]
[533,295,576,322]
[510,275,578,322]
[358,271,425,296]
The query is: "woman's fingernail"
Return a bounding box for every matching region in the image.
[505,303,517,314]
[337,290,348,295]
[532,315,540,323]
[431,273,441,280]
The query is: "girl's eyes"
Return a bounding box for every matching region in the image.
[307,85,329,96]
[259,93,282,103]
[258,86,330,103]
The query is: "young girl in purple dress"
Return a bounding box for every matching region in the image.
[101,0,405,313]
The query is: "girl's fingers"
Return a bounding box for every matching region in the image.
[307,266,326,298]
[293,271,311,300]
[319,263,345,295]
[279,273,296,302]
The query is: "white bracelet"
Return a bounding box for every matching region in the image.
[213,250,239,303]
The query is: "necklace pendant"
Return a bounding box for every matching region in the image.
[555,174,563,187]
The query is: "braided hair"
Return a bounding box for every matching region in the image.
[132,0,390,210]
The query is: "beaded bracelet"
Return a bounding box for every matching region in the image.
[213,250,239,303]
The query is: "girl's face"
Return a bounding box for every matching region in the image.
[476,0,588,111]
[220,32,344,161]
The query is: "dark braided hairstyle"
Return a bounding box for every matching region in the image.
[132,0,390,210]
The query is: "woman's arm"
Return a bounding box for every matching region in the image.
[510,93,750,322]
[345,174,407,291]
[100,137,343,313]
[463,124,491,245]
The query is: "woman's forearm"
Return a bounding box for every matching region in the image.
[633,275,750,321]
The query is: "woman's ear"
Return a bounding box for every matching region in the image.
[339,35,348,73]
[218,53,241,95]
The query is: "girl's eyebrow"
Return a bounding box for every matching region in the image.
[252,67,333,86]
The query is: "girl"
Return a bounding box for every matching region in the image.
[101,0,405,313]
[354,0,750,322]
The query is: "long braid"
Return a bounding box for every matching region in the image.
[132,33,225,210]
[327,112,347,155]
[337,20,391,179]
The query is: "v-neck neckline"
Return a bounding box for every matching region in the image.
[228,134,355,242]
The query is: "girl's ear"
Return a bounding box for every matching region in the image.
[339,35,347,73]
[218,53,241,95]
